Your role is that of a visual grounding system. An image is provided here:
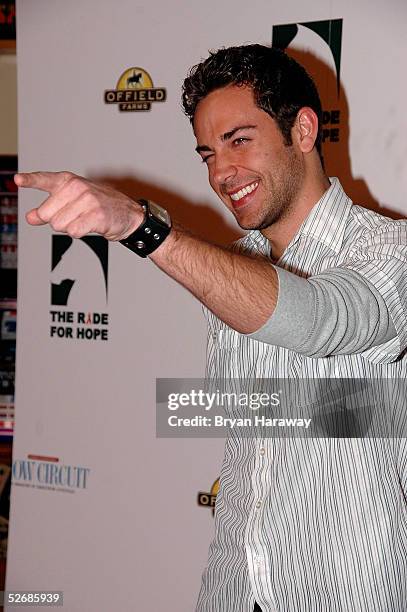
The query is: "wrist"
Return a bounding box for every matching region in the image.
[117,202,144,240]
[148,223,181,262]
[119,199,172,258]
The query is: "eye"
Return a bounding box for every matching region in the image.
[232,137,249,146]
[201,154,214,164]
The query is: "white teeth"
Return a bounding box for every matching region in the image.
[230,181,258,201]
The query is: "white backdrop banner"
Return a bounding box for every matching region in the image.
[7,0,407,610]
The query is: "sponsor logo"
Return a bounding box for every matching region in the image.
[104,67,166,112]
[12,453,91,494]
[197,478,219,517]
[50,235,109,341]
[272,18,343,144]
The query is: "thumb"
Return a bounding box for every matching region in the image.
[26,208,47,226]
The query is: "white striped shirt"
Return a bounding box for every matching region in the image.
[196,179,407,611]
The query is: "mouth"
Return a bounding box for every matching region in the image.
[227,181,259,209]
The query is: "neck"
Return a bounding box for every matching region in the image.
[261,169,331,261]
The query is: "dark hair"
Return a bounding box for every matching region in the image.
[182,44,323,159]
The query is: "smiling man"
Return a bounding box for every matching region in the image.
[15,45,407,611]
[193,85,328,246]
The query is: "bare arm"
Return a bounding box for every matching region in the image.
[150,224,278,333]
[15,170,398,358]
[15,170,278,333]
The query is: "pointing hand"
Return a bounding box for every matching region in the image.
[15,171,143,240]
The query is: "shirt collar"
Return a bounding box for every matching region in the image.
[247,177,353,258]
[294,177,353,253]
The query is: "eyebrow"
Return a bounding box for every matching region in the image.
[195,124,257,154]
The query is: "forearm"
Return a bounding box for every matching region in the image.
[150,225,396,357]
[150,224,278,333]
[16,170,399,357]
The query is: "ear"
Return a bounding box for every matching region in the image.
[293,107,319,154]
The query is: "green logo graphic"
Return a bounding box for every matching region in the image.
[272,19,343,96]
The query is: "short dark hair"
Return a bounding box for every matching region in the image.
[182,44,323,159]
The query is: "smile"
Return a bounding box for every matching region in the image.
[229,181,259,202]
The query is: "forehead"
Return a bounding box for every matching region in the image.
[193,84,269,142]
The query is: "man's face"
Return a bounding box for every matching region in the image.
[193,84,304,231]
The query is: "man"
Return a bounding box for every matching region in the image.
[15,46,407,611]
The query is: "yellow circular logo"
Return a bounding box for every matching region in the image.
[116,67,154,90]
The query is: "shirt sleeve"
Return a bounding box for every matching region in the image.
[245,222,407,364]
[245,265,396,359]
[340,222,407,363]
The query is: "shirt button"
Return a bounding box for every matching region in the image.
[255,500,262,509]
[259,447,265,456]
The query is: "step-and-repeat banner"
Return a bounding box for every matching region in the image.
[7,1,407,610]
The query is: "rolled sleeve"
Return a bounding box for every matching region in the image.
[246,220,407,364]
[246,265,397,361]
[245,266,315,349]
[342,231,407,363]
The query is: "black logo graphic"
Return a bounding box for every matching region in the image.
[272,18,343,96]
[51,236,108,306]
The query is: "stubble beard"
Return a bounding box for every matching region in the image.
[236,150,304,232]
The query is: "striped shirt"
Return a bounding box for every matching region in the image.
[196,179,407,611]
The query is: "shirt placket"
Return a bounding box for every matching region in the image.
[245,438,278,612]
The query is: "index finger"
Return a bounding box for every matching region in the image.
[14,171,73,194]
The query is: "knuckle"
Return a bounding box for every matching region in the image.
[61,174,87,197]
[66,221,86,239]
[69,229,84,239]
[37,209,50,224]
[50,218,64,232]
[82,187,94,200]
[61,171,74,181]
[66,176,84,191]
[84,191,102,212]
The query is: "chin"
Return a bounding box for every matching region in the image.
[236,220,260,231]
[235,210,280,232]
[233,213,257,231]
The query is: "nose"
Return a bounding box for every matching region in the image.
[211,152,238,188]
